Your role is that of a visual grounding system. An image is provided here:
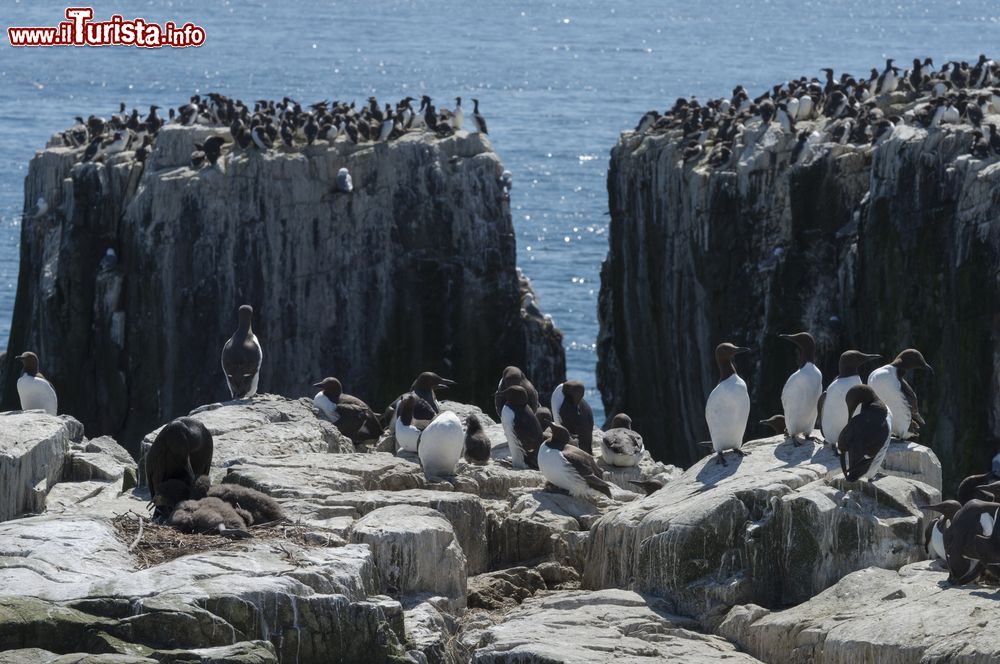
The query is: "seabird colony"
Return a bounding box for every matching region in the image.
[53,93,488,171]
[631,54,1000,164]
[10,54,1000,587]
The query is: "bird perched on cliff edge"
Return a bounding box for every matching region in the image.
[779,332,823,446]
[867,349,933,440]
[706,343,752,466]
[221,304,263,399]
[837,385,892,482]
[15,351,57,415]
[819,350,882,447]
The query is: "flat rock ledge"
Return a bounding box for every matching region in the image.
[1,395,978,663]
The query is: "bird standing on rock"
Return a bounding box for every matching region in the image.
[600,413,644,467]
[706,343,751,466]
[499,385,543,469]
[312,377,383,445]
[538,424,613,500]
[837,385,892,482]
[819,350,882,447]
[395,393,430,453]
[472,98,488,134]
[494,365,539,418]
[779,332,823,446]
[463,413,492,465]
[221,304,262,399]
[867,349,932,440]
[15,351,58,415]
[417,410,465,479]
[335,167,353,193]
[551,380,595,455]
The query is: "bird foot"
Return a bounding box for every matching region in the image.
[497,458,513,468]
[543,482,570,495]
[716,453,728,467]
[791,436,803,447]
[734,449,750,457]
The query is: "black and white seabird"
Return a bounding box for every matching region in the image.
[463,413,492,465]
[600,413,644,467]
[15,351,57,415]
[403,371,456,420]
[499,385,543,469]
[452,97,464,131]
[941,498,999,585]
[837,385,892,482]
[550,380,595,455]
[920,500,961,562]
[146,416,214,519]
[779,332,822,445]
[417,410,465,478]
[335,167,353,193]
[538,424,613,500]
[494,366,540,418]
[221,304,263,399]
[706,343,752,466]
[471,98,488,134]
[867,349,933,439]
[819,350,881,446]
[395,392,430,453]
[312,377,382,445]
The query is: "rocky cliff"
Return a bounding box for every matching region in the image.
[1,124,565,450]
[598,106,999,491]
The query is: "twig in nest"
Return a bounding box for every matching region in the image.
[128,513,145,552]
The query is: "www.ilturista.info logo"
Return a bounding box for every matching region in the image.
[7,7,205,48]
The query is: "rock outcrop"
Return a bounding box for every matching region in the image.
[0,396,682,663]
[717,560,1000,663]
[461,589,764,663]
[597,104,1000,491]
[2,123,564,451]
[584,435,941,619]
[0,411,83,521]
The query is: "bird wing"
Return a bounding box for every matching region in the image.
[840,406,890,481]
[899,377,925,427]
[816,390,826,428]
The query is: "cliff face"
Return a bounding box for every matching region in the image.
[2,126,564,449]
[598,119,999,491]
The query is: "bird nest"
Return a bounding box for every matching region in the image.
[111,511,322,569]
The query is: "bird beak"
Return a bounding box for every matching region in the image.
[778,334,793,341]
[736,347,751,355]
[863,353,882,361]
[924,363,935,374]
[312,381,325,387]
[437,378,456,389]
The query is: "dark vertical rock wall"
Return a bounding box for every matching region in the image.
[598,122,999,492]
[2,126,565,452]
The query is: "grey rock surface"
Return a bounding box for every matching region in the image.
[0,411,83,521]
[584,434,941,618]
[464,588,763,663]
[717,561,1000,664]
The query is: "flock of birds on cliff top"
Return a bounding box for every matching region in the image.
[633,54,1000,166]
[50,92,500,197]
[11,306,1000,586]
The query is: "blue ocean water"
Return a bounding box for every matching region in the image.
[1,0,998,421]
